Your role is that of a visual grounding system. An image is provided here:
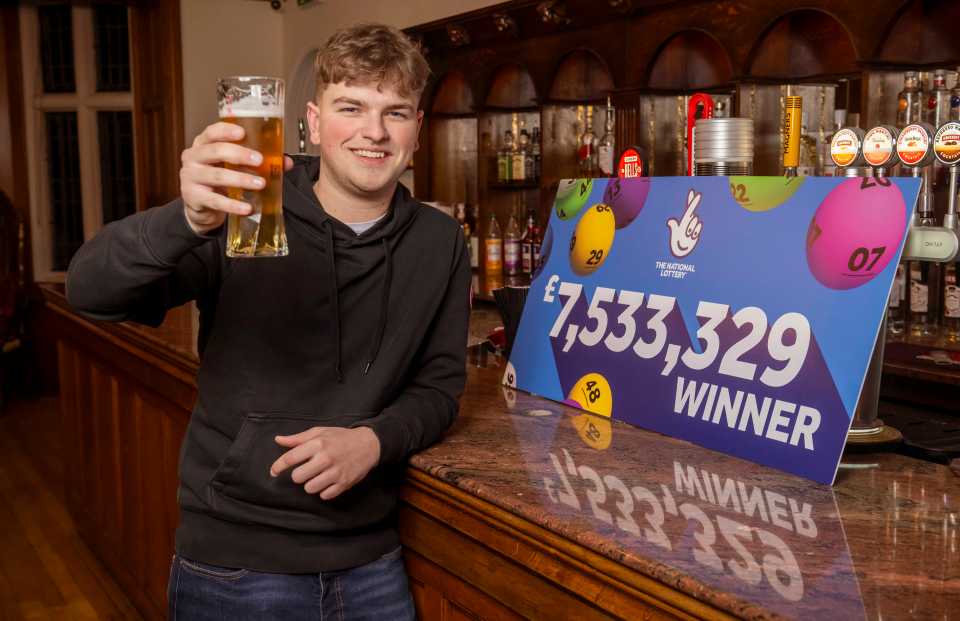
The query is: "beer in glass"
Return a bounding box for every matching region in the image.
[217,76,288,257]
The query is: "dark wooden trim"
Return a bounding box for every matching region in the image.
[131,0,185,210]
[0,6,33,284]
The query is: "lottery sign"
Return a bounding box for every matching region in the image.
[507,175,921,484]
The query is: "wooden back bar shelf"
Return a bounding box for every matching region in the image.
[409,0,960,379]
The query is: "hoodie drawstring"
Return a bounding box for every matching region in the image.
[364,238,392,375]
[325,222,343,382]
[325,222,393,381]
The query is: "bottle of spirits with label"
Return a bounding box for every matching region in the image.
[928,69,951,188]
[578,106,597,176]
[887,264,907,337]
[485,211,502,274]
[513,128,528,182]
[531,126,542,181]
[910,210,940,338]
[532,218,542,273]
[897,71,922,128]
[469,204,480,270]
[951,67,960,121]
[504,202,522,276]
[498,131,514,183]
[521,209,535,275]
[944,263,960,342]
[598,96,616,177]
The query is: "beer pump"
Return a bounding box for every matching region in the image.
[935,121,960,231]
[782,95,802,177]
[863,125,900,178]
[829,126,866,177]
[899,123,959,262]
[686,93,714,176]
[832,127,902,444]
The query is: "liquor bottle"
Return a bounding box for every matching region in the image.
[523,129,535,181]
[944,263,960,342]
[578,106,597,176]
[598,96,616,177]
[498,131,514,183]
[897,71,922,128]
[531,127,542,181]
[888,263,907,337]
[469,204,480,270]
[485,211,502,274]
[910,210,940,339]
[928,69,951,188]
[504,202,522,276]
[521,210,535,274]
[531,218,542,273]
[951,68,960,121]
[514,129,529,182]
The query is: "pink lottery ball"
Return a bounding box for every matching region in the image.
[602,177,650,229]
[805,178,906,290]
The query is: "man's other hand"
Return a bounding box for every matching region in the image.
[270,426,381,500]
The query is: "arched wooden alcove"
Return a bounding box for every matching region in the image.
[484,64,538,109]
[547,49,614,102]
[875,0,960,65]
[747,9,858,79]
[430,71,475,115]
[646,30,733,91]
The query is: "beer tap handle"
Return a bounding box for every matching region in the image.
[935,121,960,230]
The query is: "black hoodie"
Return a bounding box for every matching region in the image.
[66,155,470,572]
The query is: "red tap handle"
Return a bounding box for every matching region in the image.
[687,93,715,176]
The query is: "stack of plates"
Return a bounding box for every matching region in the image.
[694,118,754,176]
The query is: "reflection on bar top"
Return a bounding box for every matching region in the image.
[411,355,960,621]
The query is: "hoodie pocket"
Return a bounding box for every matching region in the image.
[208,412,396,533]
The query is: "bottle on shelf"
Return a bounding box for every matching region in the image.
[910,200,941,339]
[888,264,907,337]
[485,211,503,274]
[944,263,960,343]
[523,129,536,182]
[578,106,597,176]
[531,218,543,273]
[928,69,951,188]
[531,126,542,181]
[469,204,480,270]
[598,96,616,177]
[514,128,529,182]
[521,208,535,275]
[897,71,922,128]
[951,68,960,121]
[498,131,514,183]
[504,200,522,276]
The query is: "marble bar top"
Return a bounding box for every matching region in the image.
[409,349,960,621]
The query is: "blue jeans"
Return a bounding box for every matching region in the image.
[167,547,416,620]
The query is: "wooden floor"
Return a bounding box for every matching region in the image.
[0,396,142,621]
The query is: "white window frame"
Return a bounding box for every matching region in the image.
[21,4,138,283]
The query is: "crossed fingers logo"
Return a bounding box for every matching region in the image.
[667,189,703,258]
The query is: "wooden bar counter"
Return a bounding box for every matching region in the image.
[39,285,959,620]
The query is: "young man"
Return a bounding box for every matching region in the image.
[66,23,469,620]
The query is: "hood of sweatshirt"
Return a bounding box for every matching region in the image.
[282,154,420,382]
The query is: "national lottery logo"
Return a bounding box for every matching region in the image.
[667,189,703,258]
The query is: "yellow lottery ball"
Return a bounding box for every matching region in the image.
[567,372,613,417]
[569,203,615,276]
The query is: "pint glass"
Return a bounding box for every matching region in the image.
[217,76,288,257]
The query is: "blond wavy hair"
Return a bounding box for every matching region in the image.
[314,23,430,103]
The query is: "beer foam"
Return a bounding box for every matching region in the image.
[218,102,283,118]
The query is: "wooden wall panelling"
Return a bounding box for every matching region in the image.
[405,549,526,621]
[645,30,733,91]
[746,9,858,80]
[46,299,195,621]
